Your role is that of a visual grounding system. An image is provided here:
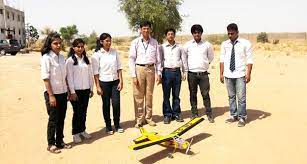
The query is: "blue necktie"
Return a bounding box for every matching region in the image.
[230,41,237,72]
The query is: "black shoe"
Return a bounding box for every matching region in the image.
[174,115,184,122]
[106,127,114,135]
[237,118,246,127]
[207,114,215,123]
[115,126,124,133]
[164,117,171,124]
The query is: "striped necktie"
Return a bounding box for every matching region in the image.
[230,40,238,72]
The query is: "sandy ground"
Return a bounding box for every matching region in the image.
[0,50,307,164]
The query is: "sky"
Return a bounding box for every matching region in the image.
[5,0,307,36]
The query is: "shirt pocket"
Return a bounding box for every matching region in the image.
[149,45,157,56]
[50,60,59,76]
[236,45,246,59]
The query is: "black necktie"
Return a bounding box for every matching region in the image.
[230,41,237,72]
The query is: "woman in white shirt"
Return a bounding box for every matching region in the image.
[92,33,124,134]
[66,38,94,143]
[41,32,72,154]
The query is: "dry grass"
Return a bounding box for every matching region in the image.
[29,34,307,57]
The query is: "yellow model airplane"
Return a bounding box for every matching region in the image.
[129,117,204,156]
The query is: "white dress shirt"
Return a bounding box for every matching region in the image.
[220,38,253,78]
[161,42,188,73]
[41,51,67,94]
[66,55,94,94]
[129,36,162,77]
[92,48,122,82]
[183,40,214,72]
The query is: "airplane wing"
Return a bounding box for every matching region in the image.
[129,117,204,150]
[133,135,149,144]
[129,134,175,150]
[169,117,204,136]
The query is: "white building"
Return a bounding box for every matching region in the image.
[0,0,25,47]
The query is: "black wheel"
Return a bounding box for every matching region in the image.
[0,49,6,56]
[10,52,17,56]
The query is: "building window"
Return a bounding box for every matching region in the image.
[22,16,24,22]
[0,9,3,15]
[12,13,15,20]
[18,15,20,21]
[1,29,5,34]
[7,11,9,19]
[19,29,21,35]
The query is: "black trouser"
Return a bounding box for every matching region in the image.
[99,80,121,129]
[44,91,67,146]
[187,72,212,116]
[70,89,90,135]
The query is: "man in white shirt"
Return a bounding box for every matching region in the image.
[220,23,253,127]
[161,28,187,124]
[183,24,215,123]
[129,21,162,127]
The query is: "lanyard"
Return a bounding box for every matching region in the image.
[142,39,150,53]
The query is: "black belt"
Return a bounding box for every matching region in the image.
[188,71,209,75]
[163,67,180,72]
[136,64,154,67]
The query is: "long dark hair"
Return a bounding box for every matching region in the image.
[95,33,112,52]
[41,32,61,56]
[68,38,90,65]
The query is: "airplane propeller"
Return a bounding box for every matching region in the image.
[185,138,194,154]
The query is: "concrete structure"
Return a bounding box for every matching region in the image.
[0,0,25,47]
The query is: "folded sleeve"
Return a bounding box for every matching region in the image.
[245,41,253,64]
[65,58,75,94]
[129,40,137,77]
[91,53,100,75]
[41,56,50,80]
[220,42,226,63]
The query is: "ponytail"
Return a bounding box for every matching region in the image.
[95,38,101,52]
[67,47,77,65]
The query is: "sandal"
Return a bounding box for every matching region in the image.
[47,145,61,154]
[57,143,72,149]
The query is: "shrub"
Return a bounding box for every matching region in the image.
[257,32,269,43]
[206,34,228,45]
[273,39,279,44]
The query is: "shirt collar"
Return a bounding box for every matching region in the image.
[100,48,111,54]
[74,54,83,60]
[192,39,204,44]
[165,41,177,47]
[49,50,59,58]
[227,37,241,44]
[140,36,151,43]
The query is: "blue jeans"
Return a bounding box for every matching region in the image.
[162,68,182,118]
[225,77,247,119]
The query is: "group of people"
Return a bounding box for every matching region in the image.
[41,21,253,154]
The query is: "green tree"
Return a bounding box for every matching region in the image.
[25,23,39,48]
[59,25,78,45]
[83,31,98,51]
[119,0,183,43]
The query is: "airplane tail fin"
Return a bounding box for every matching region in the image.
[139,127,147,134]
[133,127,150,144]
